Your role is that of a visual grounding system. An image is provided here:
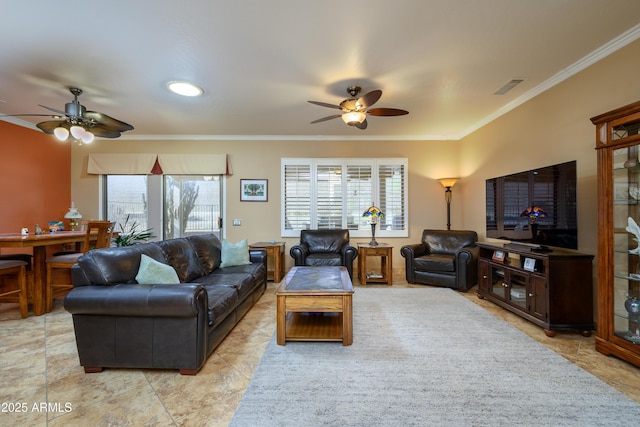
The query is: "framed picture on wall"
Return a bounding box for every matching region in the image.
[240,179,268,202]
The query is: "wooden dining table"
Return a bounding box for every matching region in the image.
[0,231,90,315]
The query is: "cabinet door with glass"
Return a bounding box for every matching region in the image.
[488,265,528,311]
[593,100,640,368]
[612,145,640,345]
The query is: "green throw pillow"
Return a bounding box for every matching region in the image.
[135,254,181,284]
[220,238,251,268]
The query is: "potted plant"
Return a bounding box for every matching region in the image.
[114,214,155,247]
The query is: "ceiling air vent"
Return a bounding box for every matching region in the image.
[494,79,525,95]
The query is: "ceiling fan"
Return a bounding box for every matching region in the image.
[3,87,134,143]
[308,86,408,130]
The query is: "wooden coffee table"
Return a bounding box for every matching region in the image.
[276,266,354,346]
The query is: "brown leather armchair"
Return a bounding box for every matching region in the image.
[400,229,478,291]
[290,229,358,278]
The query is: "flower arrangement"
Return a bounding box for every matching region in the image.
[362,205,384,224]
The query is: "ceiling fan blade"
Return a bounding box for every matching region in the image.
[357,90,382,109]
[308,100,341,110]
[90,126,122,138]
[311,114,341,124]
[38,104,67,116]
[367,108,409,116]
[36,120,67,134]
[84,111,134,132]
[355,119,368,130]
[0,113,60,118]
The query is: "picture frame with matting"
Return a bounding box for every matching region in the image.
[523,257,536,272]
[492,250,506,262]
[240,179,268,202]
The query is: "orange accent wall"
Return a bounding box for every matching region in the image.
[0,120,71,254]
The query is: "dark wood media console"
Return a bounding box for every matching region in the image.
[477,242,594,337]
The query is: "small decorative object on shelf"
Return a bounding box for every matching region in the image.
[627,217,640,254]
[626,296,640,317]
[362,204,384,246]
[625,297,640,343]
[34,224,44,235]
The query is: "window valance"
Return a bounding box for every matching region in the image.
[87,153,231,175]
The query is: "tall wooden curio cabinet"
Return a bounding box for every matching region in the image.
[592,100,640,368]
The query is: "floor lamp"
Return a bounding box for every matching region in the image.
[438,178,459,230]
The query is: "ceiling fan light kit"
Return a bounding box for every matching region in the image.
[309,85,408,130]
[53,126,69,140]
[342,111,366,125]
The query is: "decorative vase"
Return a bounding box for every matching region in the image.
[369,222,378,246]
[625,296,640,318]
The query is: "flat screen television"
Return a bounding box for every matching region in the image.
[485,160,577,250]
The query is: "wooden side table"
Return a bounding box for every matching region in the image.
[249,241,285,282]
[357,243,393,285]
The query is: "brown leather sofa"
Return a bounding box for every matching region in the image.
[400,229,478,292]
[289,229,358,278]
[64,234,266,375]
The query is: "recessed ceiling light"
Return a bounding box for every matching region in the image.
[167,81,204,97]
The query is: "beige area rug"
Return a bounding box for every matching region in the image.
[231,288,640,426]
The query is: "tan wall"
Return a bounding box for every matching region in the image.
[71,139,459,271]
[459,38,640,299]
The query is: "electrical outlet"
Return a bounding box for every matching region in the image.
[233,219,241,226]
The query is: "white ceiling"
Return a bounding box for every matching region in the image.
[1,0,640,141]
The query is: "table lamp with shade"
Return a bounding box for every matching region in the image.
[362,204,384,246]
[64,202,82,231]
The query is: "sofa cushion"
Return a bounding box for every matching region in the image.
[187,234,222,275]
[305,253,342,267]
[77,243,167,285]
[201,285,238,327]
[158,238,205,282]
[414,254,455,273]
[301,230,348,254]
[215,262,266,285]
[423,230,477,254]
[135,254,181,284]
[195,272,256,299]
[220,239,251,268]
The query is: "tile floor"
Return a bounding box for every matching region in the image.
[1,273,639,426]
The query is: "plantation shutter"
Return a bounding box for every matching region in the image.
[316,164,343,229]
[281,158,407,238]
[283,164,311,230]
[379,164,405,231]
[346,164,373,230]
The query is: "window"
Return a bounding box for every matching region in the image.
[281,158,408,238]
[104,174,223,240]
[105,175,151,232]
[164,175,222,238]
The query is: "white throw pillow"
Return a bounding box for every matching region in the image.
[135,254,180,284]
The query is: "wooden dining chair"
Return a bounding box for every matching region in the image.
[0,259,29,318]
[45,221,115,313]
